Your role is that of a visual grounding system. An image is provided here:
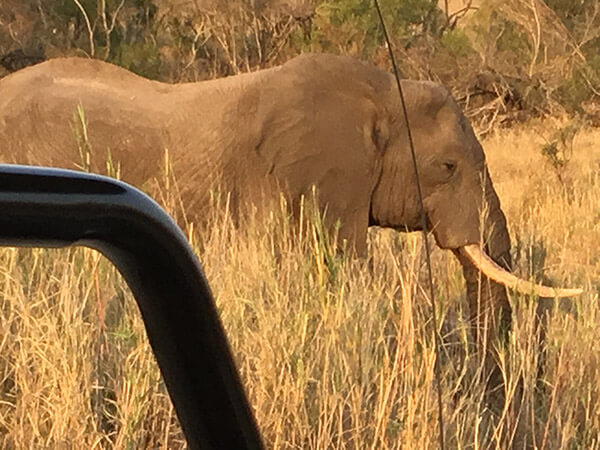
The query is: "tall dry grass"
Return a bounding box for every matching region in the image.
[0,122,598,448]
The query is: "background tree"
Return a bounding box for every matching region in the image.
[0,0,598,129]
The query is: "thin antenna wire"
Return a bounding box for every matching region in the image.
[373,2,445,449]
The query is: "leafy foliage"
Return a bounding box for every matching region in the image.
[540,120,582,184]
[317,0,443,54]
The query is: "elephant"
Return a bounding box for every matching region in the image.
[0,52,580,365]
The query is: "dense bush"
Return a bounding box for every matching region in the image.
[0,0,598,129]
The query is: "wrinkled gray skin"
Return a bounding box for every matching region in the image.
[0,53,511,357]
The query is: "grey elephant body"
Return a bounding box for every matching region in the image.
[0,53,512,354]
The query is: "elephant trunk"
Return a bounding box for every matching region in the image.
[451,189,513,393]
[454,186,513,353]
[453,183,581,384]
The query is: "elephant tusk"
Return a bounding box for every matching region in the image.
[459,244,583,298]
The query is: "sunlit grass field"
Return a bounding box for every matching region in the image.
[0,120,598,448]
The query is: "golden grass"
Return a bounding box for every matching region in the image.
[0,122,599,448]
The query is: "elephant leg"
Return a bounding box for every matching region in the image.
[334,209,369,256]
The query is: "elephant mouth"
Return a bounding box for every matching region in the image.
[459,244,583,298]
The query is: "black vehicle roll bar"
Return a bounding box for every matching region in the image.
[0,165,263,450]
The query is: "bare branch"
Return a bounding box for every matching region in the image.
[447,1,477,24]
[581,70,600,97]
[527,0,541,77]
[37,0,48,29]
[7,23,23,46]
[99,0,125,59]
[182,20,208,72]
[73,0,95,57]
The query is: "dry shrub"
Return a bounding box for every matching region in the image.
[0,124,598,448]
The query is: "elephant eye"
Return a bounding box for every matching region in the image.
[443,161,457,174]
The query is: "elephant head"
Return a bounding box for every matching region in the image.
[369,80,535,352]
[250,54,581,356]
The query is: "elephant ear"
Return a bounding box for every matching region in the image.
[255,86,387,254]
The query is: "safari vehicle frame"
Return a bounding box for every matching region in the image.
[0,165,263,450]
